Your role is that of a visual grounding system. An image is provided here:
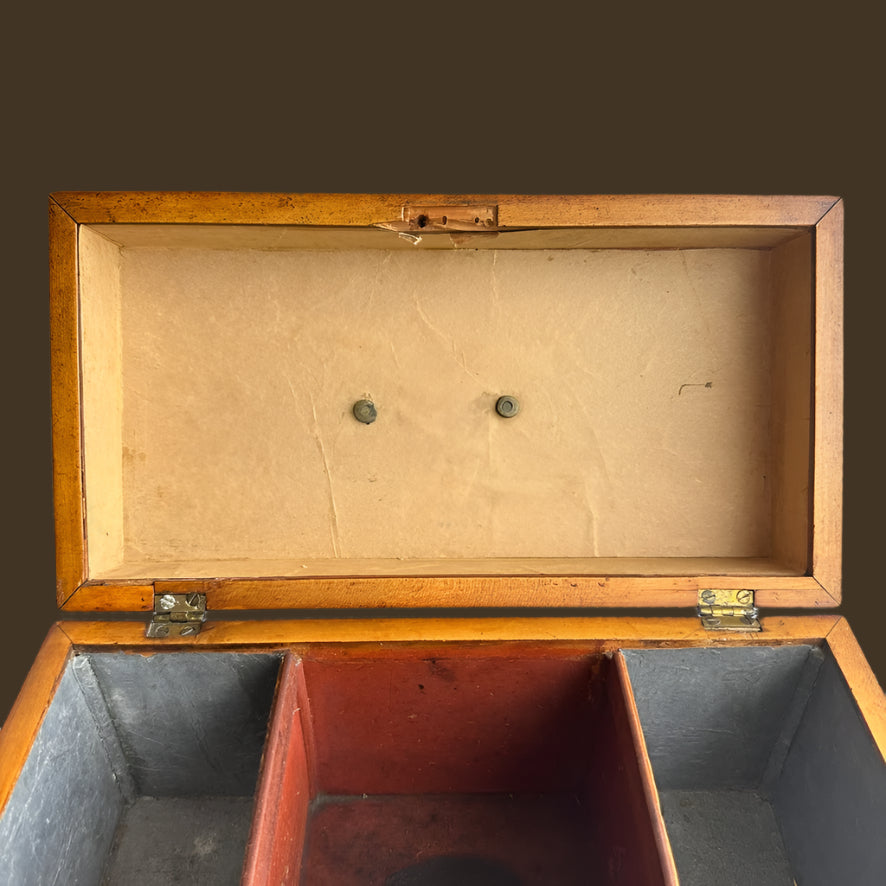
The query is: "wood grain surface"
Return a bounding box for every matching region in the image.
[49,199,85,605]
[826,618,886,760]
[145,575,831,612]
[56,615,840,648]
[51,192,839,228]
[0,626,72,814]
[812,200,844,601]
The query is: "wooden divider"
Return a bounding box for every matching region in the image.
[243,654,314,885]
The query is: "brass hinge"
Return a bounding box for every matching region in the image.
[697,589,761,632]
[147,593,207,638]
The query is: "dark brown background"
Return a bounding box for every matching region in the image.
[2,5,882,724]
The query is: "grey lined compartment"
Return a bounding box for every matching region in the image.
[622,645,819,790]
[101,796,255,886]
[84,652,280,796]
[658,789,794,885]
[773,653,886,886]
[0,664,125,886]
[623,645,886,886]
[0,652,281,886]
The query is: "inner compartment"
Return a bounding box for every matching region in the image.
[0,652,281,885]
[2,641,882,885]
[623,645,886,886]
[77,223,813,581]
[248,648,669,885]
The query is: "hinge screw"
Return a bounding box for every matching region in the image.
[158,594,177,611]
[154,625,170,637]
[185,593,201,608]
[180,625,198,637]
[700,590,716,605]
[735,590,752,605]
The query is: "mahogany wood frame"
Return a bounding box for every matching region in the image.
[48,193,843,612]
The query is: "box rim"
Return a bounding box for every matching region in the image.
[3,614,882,822]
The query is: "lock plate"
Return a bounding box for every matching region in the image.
[374,204,500,236]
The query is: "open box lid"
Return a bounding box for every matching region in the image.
[48,193,843,618]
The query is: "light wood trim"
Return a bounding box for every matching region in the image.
[769,234,814,573]
[51,192,839,229]
[0,626,73,814]
[57,615,839,649]
[59,583,154,612]
[86,222,810,251]
[61,574,832,612]
[146,575,829,612]
[500,194,839,230]
[614,653,679,885]
[91,556,814,583]
[826,618,886,761]
[811,576,840,607]
[78,227,124,577]
[811,200,844,601]
[49,198,86,605]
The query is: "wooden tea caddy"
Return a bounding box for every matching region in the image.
[0,193,883,885]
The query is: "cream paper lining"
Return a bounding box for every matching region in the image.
[103,246,773,567]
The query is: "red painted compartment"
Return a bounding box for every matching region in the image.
[246,647,667,885]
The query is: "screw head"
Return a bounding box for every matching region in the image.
[154,625,170,637]
[700,590,716,605]
[353,399,377,424]
[159,594,177,611]
[180,625,197,637]
[735,590,752,606]
[185,593,201,608]
[495,395,520,418]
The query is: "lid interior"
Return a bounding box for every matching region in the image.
[76,222,813,586]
